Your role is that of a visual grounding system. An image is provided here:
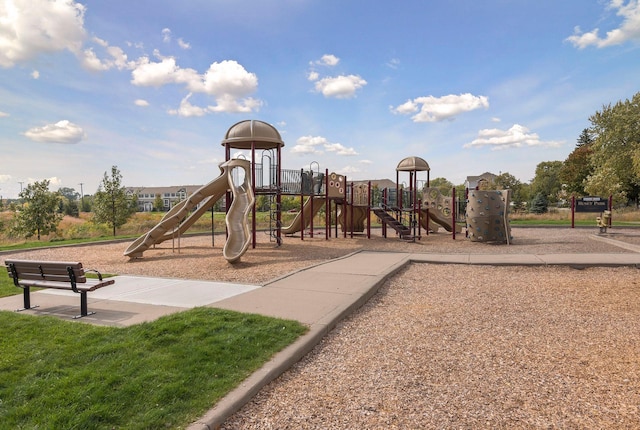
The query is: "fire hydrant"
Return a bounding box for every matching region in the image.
[596,210,611,233]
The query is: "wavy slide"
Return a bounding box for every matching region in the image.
[281,196,326,235]
[222,169,255,263]
[124,159,254,263]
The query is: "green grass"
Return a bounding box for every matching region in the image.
[0,274,17,298]
[509,219,596,226]
[0,235,136,252]
[0,308,307,429]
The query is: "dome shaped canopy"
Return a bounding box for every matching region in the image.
[396,156,430,172]
[221,119,284,150]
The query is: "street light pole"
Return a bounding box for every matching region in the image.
[79,182,84,212]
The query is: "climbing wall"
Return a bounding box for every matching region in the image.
[466,189,512,244]
[421,187,460,233]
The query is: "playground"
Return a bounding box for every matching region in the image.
[3,119,639,428]
[123,119,513,265]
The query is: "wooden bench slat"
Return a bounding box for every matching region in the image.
[17,279,115,292]
[8,272,88,283]
[4,259,115,319]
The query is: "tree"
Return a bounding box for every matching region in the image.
[529,192,548,214]
[494,172,526,212]
[92,166,136,236]
[11,180,63,240]
[585,92,640,206]
[429,177,455,196]
[530,161,563,203]
[559,129,594,196]
[58,187,80,217]
[153,194,165,212]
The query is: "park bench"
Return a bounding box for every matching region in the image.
[4,259,115,319]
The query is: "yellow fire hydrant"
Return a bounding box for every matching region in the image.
[596,210,611,233]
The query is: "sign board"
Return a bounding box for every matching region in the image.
[575,196,608,213]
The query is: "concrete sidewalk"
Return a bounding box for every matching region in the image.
[3,250,640,429]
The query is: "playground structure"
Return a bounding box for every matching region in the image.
[125,120,514,263]
[421,187,462,234]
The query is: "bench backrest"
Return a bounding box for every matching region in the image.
[4,260,88,283]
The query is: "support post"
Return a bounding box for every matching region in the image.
[452,187,456,240]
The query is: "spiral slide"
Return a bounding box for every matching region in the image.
[281,196,326,235]
[124,159,254,263]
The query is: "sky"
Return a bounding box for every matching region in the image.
[1,0,640,199]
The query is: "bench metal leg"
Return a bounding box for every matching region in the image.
[73,291,95,319]
[15,287,39,312]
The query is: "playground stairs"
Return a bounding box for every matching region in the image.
[372,208,413,240]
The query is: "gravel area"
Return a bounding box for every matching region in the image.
[222,264,640,429]
[2,227,636,283]
[3,227,640,428]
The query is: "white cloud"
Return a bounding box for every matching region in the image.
[317,54,339,66]
[325,142,358,156]
[202,60,258,97]
[168,93,207,117]
[131,58,261,113]
[131,57,189,86]
[162,28,172,43]
[307,71,319,81]
[291,135,358,155]
[291,135,326,154]
[31,70,39,79]
[391,93,489,122]
[79,37,136,72]
[131,53,202,89]
[134,99,149,107]
[386,58,400,69]
[46,176,62,187]
[177,38,191,50]
[23,120,87,144]
[0,111,9,117]
[0,174,11,182]
[207,94,262,113]
[0,0,87,68]
[566,0,640,48]
[314,75,367,98]
[463,124,563,150]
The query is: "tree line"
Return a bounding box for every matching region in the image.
[3,166,136,240]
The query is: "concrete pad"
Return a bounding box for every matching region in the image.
[0,292,186,326]
[39,275,260,308]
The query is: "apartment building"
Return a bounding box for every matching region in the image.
[125,185,211,212]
